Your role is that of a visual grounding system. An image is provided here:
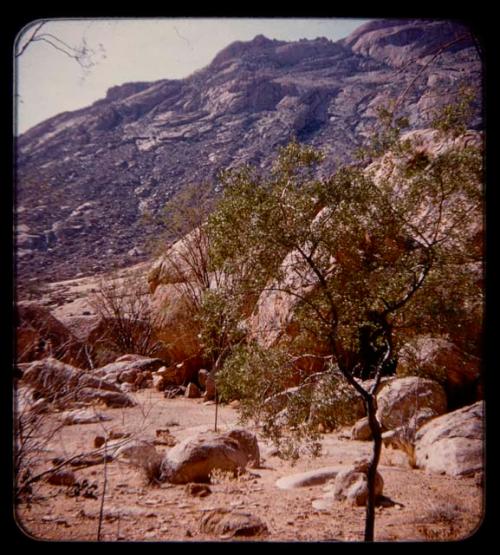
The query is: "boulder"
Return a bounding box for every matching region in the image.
[22,358,83,401]
[381,407,439,463]
[200,508,268,538]
[147,227,209,291]
[351,417,372,441]
[414,401,484,476]
[159,429,260,484]
[84,319,161,368]
[398,336,482,408]
[46,469,77,487]
[203,373,216,401]
[152,373,166,391]
[96,357,164,377]
[77,374,123,392]
[154,365,187,387]
[148,283,204,376]
[61,409,113,426]
[185,382,201,398]
[134,370,153,389]
[118,369,138,384]
[275,466,345,490]
[376,377,447,432]
[114,440,162,469]
[332,460,384,506]
[75,388,137,408]
[21,358,133,408]
[16,302,87,368]
[247,245,328,357]
[225,429,260,468]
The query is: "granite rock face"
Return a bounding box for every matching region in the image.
[16,19,481,283]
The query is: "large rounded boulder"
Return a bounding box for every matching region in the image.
[159,429,260,484]
[414,401,484,476]
[398,336,482,409]
[376,376,447,432]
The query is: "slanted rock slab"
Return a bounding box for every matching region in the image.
[76,388,137,408]
[61,409,113,426]
[275,466,346,490]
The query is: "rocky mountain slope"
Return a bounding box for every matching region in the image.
[15,18,481,284]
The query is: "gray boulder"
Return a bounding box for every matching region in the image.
[21,358,128,406]
[414,401,484,476]
[332,459,384,506]
[351,417,372,441]
[185,382,201,398]
[159,429,260,484]
[200,508,268,537]
[76,387,136,408]
[276,466,345,490]
[376,376,447,432]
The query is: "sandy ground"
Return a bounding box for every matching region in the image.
[14,388,484,543]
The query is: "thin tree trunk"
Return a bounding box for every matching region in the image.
[364,394,382,542]
[214,388,219,432]
[97,439,109,541]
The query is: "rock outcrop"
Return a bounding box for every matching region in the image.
[21,357,136,407]
[16,19,481,283]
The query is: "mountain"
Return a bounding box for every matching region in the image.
[15,18,482,284]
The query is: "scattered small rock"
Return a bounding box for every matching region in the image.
[46,469,77,487]
[155,428,177,446]
[94,435,106,448]
[186,483,212,497]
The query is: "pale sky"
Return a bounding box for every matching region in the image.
[15,18,372,135]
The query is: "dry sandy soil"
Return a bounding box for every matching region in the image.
[15,388,484,543]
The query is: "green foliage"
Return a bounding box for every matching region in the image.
[159,89,482,468]
[216,343,293,415]
[216,343,323,461]
[195,288,246,369]
[208,114,482,454]
[308,367,364,430]
[431,84,476,137]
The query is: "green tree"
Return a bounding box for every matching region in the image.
[207,123,482,540]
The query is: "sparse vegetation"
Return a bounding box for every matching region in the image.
[14,19,484,541]
[89,270,164,364]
